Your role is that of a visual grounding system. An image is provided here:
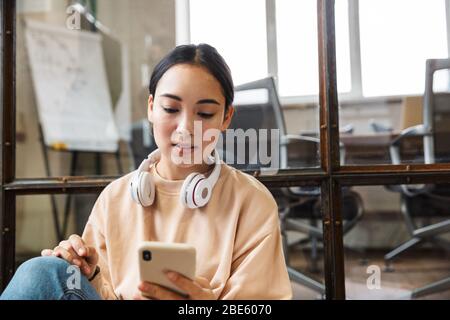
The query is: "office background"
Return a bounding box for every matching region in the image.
[1,0,450,299]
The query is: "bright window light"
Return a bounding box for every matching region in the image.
[189,0,268,86]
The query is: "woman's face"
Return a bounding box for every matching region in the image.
[148,64,234,171]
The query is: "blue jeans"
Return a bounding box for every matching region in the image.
[0,256,102,300]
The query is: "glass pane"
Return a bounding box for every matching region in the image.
[16,193,100,265]
[16,0,320,178]
[219,77,320,171]
[189,0,268,86]
[359,0,448,97]
[339,0,450,166]
[276,0,351,97]
[16,0,172,178]
[280,184,364,300]
[272,185,325,299]
[344,184,450,299]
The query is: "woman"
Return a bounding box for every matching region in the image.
[1,44,292,300]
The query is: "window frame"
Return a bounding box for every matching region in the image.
[182,0,450,104]
[3,0,450,300]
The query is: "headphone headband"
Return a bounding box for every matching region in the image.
[130,148,221,208]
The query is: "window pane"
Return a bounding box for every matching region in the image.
[276,0,351,97]
[359,0,448,97]
[344,184,450,300]
[16,193,99,263]
[273,185,325,299]
[16,0,172,178]
[189,0,268,85]
[340,1,450,167]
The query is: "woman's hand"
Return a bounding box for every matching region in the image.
[41,234,99,279]
[133,271,216,300]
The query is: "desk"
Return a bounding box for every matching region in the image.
[340,132,399,165]
[340,132,450,165]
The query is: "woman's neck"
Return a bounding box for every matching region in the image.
[155,158,213,180]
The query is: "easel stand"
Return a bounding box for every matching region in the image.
[38,124,125,242]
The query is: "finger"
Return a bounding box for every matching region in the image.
[81,246,98,266]
[41,249,53,256]
[59,241,93,276]
[165,271,203,297]
[133,292,150,300]
[81,246,95,258]
[59,240,76,254]
[58,241,83,268]
[68,234,86,256]
[194,276,211,289]
[53,246,90,276]
[138,282,186,300]
[52,246,75,264]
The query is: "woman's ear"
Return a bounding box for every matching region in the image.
[147,95,154,123]
[221,105,235,131]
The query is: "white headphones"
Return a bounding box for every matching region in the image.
[130,148,222,209]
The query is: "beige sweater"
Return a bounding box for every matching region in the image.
[82,160,292,300]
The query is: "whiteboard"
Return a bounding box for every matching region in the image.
[24,19,119,152]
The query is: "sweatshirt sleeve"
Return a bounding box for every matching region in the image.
[219,187,293,300]
[81,191,118,300]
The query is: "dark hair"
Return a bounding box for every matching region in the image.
[149,44,234,115]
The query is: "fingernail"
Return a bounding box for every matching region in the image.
[73,259,81,266]
[79,248,85,255]
[166,272,177,280]
[142,282,153,290]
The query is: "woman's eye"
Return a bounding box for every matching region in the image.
[198,112,214,119]
[163,107,179,114]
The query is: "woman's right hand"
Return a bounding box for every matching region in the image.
[41,234,99,279]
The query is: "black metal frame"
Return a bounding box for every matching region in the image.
[2,0,450,299]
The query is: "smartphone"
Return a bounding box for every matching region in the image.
[138,241,196,297]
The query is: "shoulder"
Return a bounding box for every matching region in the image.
[96,171,135,206]
[220,163,278,212]
[220,165,281,245]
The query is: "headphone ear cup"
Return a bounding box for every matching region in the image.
[193,178,212,208]
[130,173,141,205]
[180,173,203,209]
[137,171,155,207]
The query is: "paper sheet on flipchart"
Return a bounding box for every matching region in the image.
[24,19,119,152]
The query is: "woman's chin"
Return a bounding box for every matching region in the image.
[168,147,207,165]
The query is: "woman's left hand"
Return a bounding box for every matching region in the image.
[133,271,216,300]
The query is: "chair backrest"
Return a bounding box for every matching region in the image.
[219,77,320,172]
[219,77,286,171]
[432,92,450,163]
[130,119,157,168]
[423,58,450,164]
[395,60,450,165]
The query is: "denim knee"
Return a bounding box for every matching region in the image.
[16,256,71,281]
[0,256,72,300]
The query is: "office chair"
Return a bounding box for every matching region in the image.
[130,119,157,168]
[219,77,364,296]
[385,58,450,298]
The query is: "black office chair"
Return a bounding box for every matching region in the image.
[385,58,450,298]
[219,77,364,296]
[129,119,157,169]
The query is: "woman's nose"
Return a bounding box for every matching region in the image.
[176,114,195,137]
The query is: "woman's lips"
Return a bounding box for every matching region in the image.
[172,143,198,151]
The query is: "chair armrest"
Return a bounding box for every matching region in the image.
[280,134,320,145]
[390,124,428,148]
[388,124,433,196]
[281,134,346,165]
